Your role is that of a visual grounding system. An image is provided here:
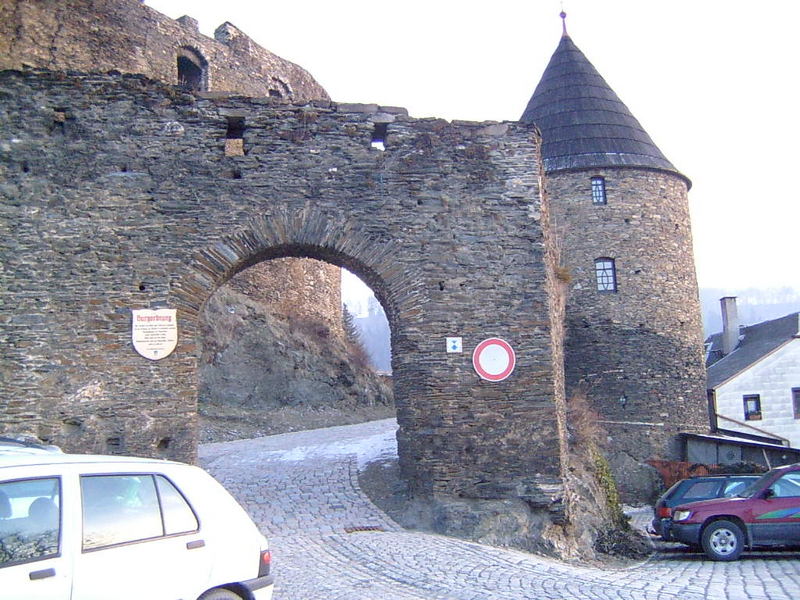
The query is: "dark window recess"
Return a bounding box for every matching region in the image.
[176,46,209,93]
[177,56,202,90]
[591,176,607,205]
[268,89,282,98]
[371,123,388,151]
[793,388,800,419]
[51,108,68,134]
[225,117,245,156]
[743,394,762,421]
[594,257,617,292]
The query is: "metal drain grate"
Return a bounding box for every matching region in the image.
[344,525,385,533]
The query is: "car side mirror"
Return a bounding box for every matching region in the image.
[762,488,775,500]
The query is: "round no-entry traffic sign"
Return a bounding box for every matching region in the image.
[472,338,516,382]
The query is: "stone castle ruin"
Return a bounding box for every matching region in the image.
[0,0,708,552]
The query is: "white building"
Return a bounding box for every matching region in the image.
[706,297,800,448]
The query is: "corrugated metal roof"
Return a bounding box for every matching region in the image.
[706,312,800,388]
[520,35,686,180]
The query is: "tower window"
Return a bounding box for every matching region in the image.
[594,258,617,292]
[743,394,762,421]
[792,388,800,419]
[591,176,606,205]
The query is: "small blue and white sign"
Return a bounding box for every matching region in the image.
[446,337,463,353]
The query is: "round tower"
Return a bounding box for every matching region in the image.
[521,20,708,492]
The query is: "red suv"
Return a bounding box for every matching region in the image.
[670,462,800,560]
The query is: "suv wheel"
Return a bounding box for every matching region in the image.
[701,520,744,561]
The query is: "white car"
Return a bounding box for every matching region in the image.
[0,440,273,600]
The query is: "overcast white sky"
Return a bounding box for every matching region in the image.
[148,0,799,295]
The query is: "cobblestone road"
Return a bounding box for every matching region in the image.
[200,419,800,600]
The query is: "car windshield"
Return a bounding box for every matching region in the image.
[737,468,778,497]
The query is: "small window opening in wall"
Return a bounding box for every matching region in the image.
[743,394,762,421]
[106,437,122,453]
[177,48,207,92]
[594,257,617,292]
[138,283,146,292]
[792,388,800,419]
[225,117,245,156]
[591,176,607,205]
[156,438,171,455]
[269,89,282,98]
[371,122,388,151]
[52,107,68,134]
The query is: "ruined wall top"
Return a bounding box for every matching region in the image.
[0,0,329,102]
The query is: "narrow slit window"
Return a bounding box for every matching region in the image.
[792,388,800,419]
[371,123,388,151]
[595,258,617,292]
[225,117,245,156]
[591,176,607,205]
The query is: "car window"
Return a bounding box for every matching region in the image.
[0,477,60,567]
[771,472,800,498]
[82,474,163,550]
[741,468,780,498]
[723,478,754,497]
[682,480,721,500]
[155,475,198,535]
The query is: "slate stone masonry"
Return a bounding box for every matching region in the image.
[0,69,564,508]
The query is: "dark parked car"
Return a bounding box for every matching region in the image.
[651,473,760,541]
[671,462,800,560]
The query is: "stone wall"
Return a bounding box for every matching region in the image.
[0,0,329,101]
[227,258,343,340]
[0,69,564,511]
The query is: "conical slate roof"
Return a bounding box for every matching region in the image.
[521,34,683,177]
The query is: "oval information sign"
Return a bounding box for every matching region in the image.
[472,338,516,382]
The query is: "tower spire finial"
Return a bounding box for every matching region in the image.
[560,9,568,37]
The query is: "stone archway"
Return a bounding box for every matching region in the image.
[177,208,415,428]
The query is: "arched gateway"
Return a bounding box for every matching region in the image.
[0,69,567,517]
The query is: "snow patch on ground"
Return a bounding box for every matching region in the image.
[214,418,399,468]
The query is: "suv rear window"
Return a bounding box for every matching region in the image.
[81,474,198,551]
[682,480,721,500]
[0,477,61,567]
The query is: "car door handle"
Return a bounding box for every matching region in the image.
[186,539,205,550]
[29,568,56,580]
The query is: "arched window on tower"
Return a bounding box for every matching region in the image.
[177,47,208,92]
[594,258,617,292]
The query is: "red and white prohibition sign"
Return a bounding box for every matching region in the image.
[472,338,516,382]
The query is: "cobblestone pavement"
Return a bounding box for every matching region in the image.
[200,419,800,600]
